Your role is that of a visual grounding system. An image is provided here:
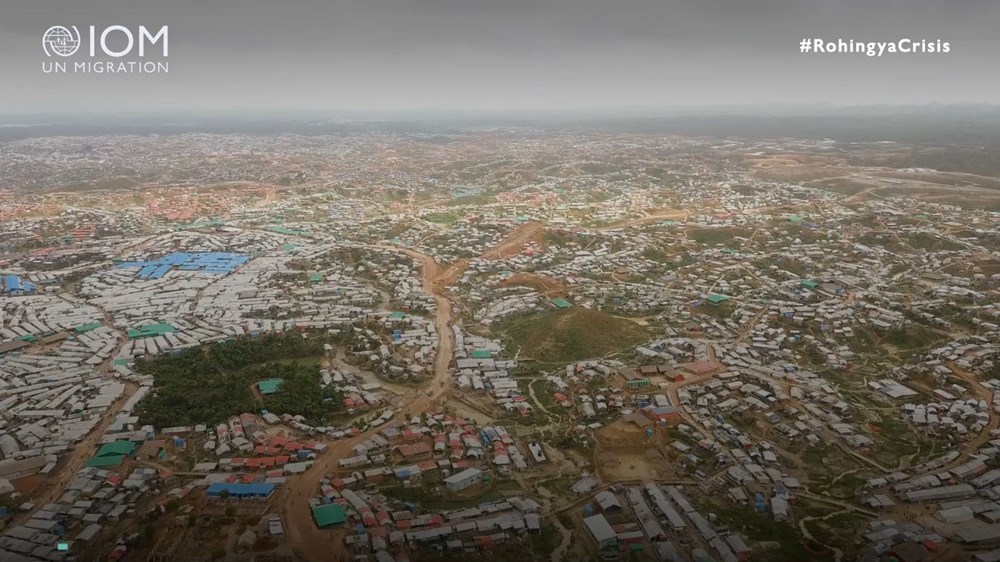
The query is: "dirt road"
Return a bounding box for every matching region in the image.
[483,222,544,260]
[937,363,998,471]
[13,301,138,525]
[284,243,460,562]
[15,380,140,524]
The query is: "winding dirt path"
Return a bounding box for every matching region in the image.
[283,243,460,562]
[13,297,137,525]
[798,510,847,562]
[483,222,544,260]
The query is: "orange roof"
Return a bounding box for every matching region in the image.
[398,443,432,458]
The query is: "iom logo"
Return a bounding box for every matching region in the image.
[41,25,168,58]
[41,25,169,74]
[42,26,81,57]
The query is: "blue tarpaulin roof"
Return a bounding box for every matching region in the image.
[206,483,276,497]
[117,252,251,279]
[2,274,35,293]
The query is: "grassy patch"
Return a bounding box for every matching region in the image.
[498,308,651,364]
[803,512,867,551]
[687,227,751,245]
[382,481,511,509]
[422,211,463,225]
[871,417,936,467]
[712,505,831,562]
[442,193,496,206]
[883,323,948,352]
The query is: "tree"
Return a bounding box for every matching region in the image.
[134,332,340,426]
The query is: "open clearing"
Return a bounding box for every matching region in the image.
[498,307,651,364]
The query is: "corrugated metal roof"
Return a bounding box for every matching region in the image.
[312,503,346,527]
[96,440,136,457]
[126,323,175,339]
[84,454,126,468]
[206,482,276,497]
[551,298,572,309]
[257,379,284,395]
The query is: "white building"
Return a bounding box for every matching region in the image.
[443,467,483,492]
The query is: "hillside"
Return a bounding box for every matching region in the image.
[499,307,650,364]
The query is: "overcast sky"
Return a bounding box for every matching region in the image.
[1,0,998,114]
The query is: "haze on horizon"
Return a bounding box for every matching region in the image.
[1,0,998,114]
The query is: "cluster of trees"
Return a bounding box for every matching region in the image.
[134,332,341,427]
[203,331,325,370]
[254,362,343,423]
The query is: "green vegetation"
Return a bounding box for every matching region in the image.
[871,417,936,467]
[382,481,515,510]
[534,524,561,556]
[442,193,496,206]
[811,472,867,499]
[712,505,831,562]
[422,211,462,225]
[876,147,1000,178]
[543,229,594,248]
[883,323,947,351]
[902,232,963,252]
[696,302,733,321]
[801,511,867,553]
[688,227,751,245]
[499,308,651,364]
[134,332,342,427]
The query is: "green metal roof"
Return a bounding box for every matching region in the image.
[74,322,103,334]
[800,280,818,289]
[127,323,175,339]
[309,273,324,283]
[84,454,126,468]
[258,379,284,395]
[471,349,492,359]
[97,440,136,457]
[551,298,572,309]
[706,294,730,304]
[312,504,347,528]
[388,311,406,320]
